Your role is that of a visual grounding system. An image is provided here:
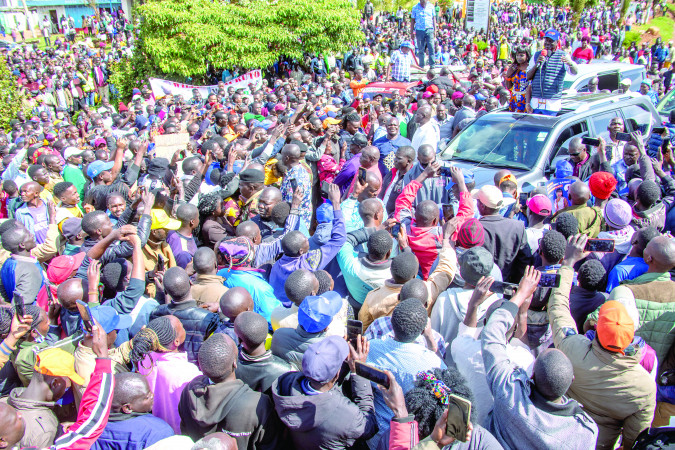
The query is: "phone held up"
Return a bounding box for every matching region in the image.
[347,319,363,348]
[76,299,95,333]
[354,362,390,388]
[446,394,472,442]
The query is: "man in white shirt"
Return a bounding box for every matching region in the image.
[410,104,440,153]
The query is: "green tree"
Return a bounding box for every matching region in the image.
[137,0,364,78]
[0,58,29,130]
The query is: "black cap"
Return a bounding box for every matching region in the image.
[147,157,170,179]
[239,168,265,184]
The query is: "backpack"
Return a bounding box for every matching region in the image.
[632,427,675,449]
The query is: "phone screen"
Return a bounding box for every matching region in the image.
[347,319,363,347]
[585,238,615,253]
[76,300,94,333]
[13,295,25,318]
[358,167,367,184]
[616,132,632,142]
[519,192,528,207]
[354,362,390,388]
[446,394,471,442]
[290,178,298,192]
[538,273,561,288]
[581,137,601,147]
[320,181,331,198]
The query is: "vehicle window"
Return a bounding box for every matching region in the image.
[657,89,675,116]
[550,121,589,161]
[574,76,593,92]
[590,110,620,137]
[621,104,653,133]
[441,116,551,170]
[597,72,619,91]
[624,69,645,91]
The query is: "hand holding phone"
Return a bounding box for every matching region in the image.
[290,178,299,193]
[13,293,25,319]
[446,395,472,442]
[76,299,94,333]
[358,167,367,185]
[354,362,390,388]
[616,132,632,142]
[581,137,601,147]
[347,319,363,348]
[584,238,615,253]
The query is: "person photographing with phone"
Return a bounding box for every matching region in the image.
[526,29,578,116]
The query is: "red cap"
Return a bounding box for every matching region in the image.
[47,253,86,284]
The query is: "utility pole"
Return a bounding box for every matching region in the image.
[19,0,34,35]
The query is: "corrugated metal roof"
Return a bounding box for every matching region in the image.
[25,0,120,6]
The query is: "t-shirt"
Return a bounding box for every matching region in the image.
[27,203,49,244]
[166,231,197,269]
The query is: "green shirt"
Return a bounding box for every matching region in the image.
[62,164,87,206]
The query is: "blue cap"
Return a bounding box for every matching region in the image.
[298,291,343,333]
[446,170,475,189]
[302,335,349,383]
[316,202,334,223]
[544,29,560,41]
[474,93,487,101]
[555,159,574,178]
[89,305,133,334]
[87,160,114,179]
[400,41,414,50]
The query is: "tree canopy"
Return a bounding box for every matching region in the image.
[0,59,29,130]
[137,0,365,77]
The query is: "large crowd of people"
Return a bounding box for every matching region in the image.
[1,0,675,449]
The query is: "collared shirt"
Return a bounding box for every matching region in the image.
[390,50,414,82]
[411,1,435,30]
[365,316,446,359]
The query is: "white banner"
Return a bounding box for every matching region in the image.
[149,70,263,99]
[464,0,490,32]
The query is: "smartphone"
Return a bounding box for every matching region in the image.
[519,192,528,207]
[538,272,561,288]
[653,127,667,134]
[391,222,401,237]
[347,319,363,347]
[439,166,453,177]
[358,167,367,184]
[446,394,471,442]
[76,299,94,333]
[13,293,25,318]
[290,178,298,192]
[616,132,632,142]
[581,137,601,147]
[585,238,615,253]
[442,204,455,220]
[354,362,390,388]
[157,254,166,273]
[320,181,331,198]
[489,281,518,296]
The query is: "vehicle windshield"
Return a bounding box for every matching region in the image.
[657,89,675,116]
[441,115,551,170]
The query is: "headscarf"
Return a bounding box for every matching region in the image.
[218,236,256,269]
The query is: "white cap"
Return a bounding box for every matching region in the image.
[472,185,504,209]
[64,147,83,160]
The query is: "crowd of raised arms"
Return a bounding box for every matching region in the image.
[1,0,675,449]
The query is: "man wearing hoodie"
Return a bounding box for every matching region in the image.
[272,335,377,449]
[482,266,599,449]
[268,183,346,305]
[179,333,283,450]
[631,179,675,232]
[7,347,84,448]
[548,235,655,450]
[92,372,174,450]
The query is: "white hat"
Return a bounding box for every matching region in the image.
[64,147,83,160]
[472,185,504,209]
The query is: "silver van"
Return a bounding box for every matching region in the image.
[439,93,660,189]
[562,61,646,93]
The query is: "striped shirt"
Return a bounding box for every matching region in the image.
[390,50,414,82]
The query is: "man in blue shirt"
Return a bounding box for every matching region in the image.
[411,0,436,68]
[373,117,411,174]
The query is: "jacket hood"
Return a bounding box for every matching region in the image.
[8,387,56,411]
[179,377,251,429]
[271,372,339,432]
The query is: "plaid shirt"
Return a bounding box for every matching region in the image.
[411,1,435,30]
[390,50,413,82]
[365,316,446,360]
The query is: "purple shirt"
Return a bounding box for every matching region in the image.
[333,155,361,195]
[166,231,197,269]
[27,203,49,244]
[138,351,202,434]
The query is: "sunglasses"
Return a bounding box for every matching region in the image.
[568,152,581,157]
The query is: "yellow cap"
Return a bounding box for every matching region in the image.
[150,209,181,230]
[34,348,85,385]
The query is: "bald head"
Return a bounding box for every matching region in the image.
[281,144,301,164]
[359,197,384,222]
[418,144,435,161]
[416,200,440,227]
[417,105,432,123]
[219,287,254,321]
[644,235,675,272]
[193,432,238,450]
[569,180,590,205]
[57,278,88,311]
[236,220,261,243]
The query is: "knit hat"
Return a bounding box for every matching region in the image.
[589,172,617,200]
[604,198,632,229]
[451,91,464,100]
[457,218,485,248]
[596,300,634,355]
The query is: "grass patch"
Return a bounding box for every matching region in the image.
[624,6,675,46]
